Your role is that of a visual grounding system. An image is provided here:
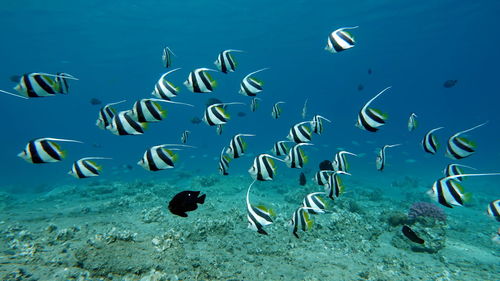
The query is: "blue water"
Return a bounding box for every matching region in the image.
[0,0,499,199]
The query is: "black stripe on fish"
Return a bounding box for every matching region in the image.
[199,72,213,92]
[28,141,43,163]
[247,78,262,91]
[211,106,227,124]
[124,113,144,134]
[358,111,378,132]
[145,100,162,121]
[74,162,86,178]
[241,82,256,96]
[146,149,160,171]
[446,142,465,159]
[451,137,474,153]
[34,75,56,95]
[41,140,62,161]
[22,75,39,97]
[402,225,424,244]
[488,201,500,218]
[190,72,201,93]
[337,31,354,46]
[226,53,236,72]
[82,160,99,175]
[157,148,174,167]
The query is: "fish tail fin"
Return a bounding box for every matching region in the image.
[198,194,206,204]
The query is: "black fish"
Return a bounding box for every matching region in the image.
[319,160,333,171]
[168,190,206,217]
[190,117,202,124]
[299,172,306,186]
[402,225,425,244]
[443,80,457,88]
[90,98,102,105]
[237,111,246,117]
[368,68,372,75]
[357,84,364,91]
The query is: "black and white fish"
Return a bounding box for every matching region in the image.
[302,192,328,214]
[239,68,268,96]
[226,134,255,158]
[181,130,190,144]
[250,97,261,112]
[1,72,78,99]
[214,49,243,73]
[184,68,217,93]
[246,180,274,235]
[287,121,313,143]
[355,86,391,132]
[376,144,401,171]
[162,46,175,68]
[96,100,127,130]
[422,127,443,155]
[324,171,351,200]
[311,115,331,135]
[271,101,285,119]
[332,151,357,172]
[313,170,334,186]
[301,99,308,119]
[290,206,314,238]
[325,26,358,53]
[443,164,476,182]
[68,157,112,179]
[131,98,193,123]
[427,173,500,208]
[108,111,148,136]
[272,140,292,156]
[218,147,231,176]
[152,68,181,100]
[168,190,205,217]
[138,144,193,171]
[249,154,286,181]
[446,122,487,160]
[285,143,313,169]
[402,225,425,244]
[487,200,500,222]
[203,102,244,126]
[18,138,83,164]
[408,113,418,132]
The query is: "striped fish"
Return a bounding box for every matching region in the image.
[152,68,181,100]
[302,192,327,214]
[325,26,358,53]
[272,140,292,156]
[313,170,334,186]
[290,206,314,238]
[218,147,231,176]
[427,173,500,208]
[226,134,255,159]
[181,130,190,144]
[239,68,268,96]
[287,121,313,143]
[214,49,243,73]
[184,68,217,93]
[421,127,443,154]
[376,144,401,171]
[250,97,261,112]
[137,144,193,171]
[408,113,418,132]
[443,164,476,182]
[246,180,274,235]
[162,46,175,68]
[68,157,111,179]
[324,171,351,200]
[311,115,331,135]
[248,154,285,181]
[332,151,357,172]
[1,72,78,99]
[487,200,500,222]
[202,102,244,126]
[285,143,313,169]
[18,138,83,164]
[96,100,127,130]
[130,98,193,123]
[108,111,148,136]
[356,86,391,132]
[271,101,285,119]
[446,122,487,160]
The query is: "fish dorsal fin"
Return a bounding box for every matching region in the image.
[161,68,181,79]
[452,122,488,138]
[42,138,84,144]
[362,86,392,111]
[245,68,269,79]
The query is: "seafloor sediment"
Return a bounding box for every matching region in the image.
[0,173,498,281]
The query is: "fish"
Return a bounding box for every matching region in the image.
[313,170,334,186]
[90,98,102,105]
[216,124,224,135]
[285,143,313,169]
[168,190,205,217]
[368,68,372,75]
[152,68,181,100]
[18,138,83,164]
[325,26,358,53]
[402,225,425,244]
[250,97,261,112]
[290,206,314,238]
[184,68,217,93]
[355,86,391,132]
[376,144,401,171]
[443,80,457,88]
[239,68,268,96]
[181,130,190,144]
[1,72,78,99]
[324,171,351,200]
[246,180,274,235]
[299,172,306,186]
[68,157,111,179]
[301,99,308,119]
[446,122,487,160]
[96,100,127,130]
[427,173,500,208]
[332,151,357,172]
[302,192,327,214]
[162,46,175,68]
[138,144,193,171]
[311,115,331,135]
[190,117,202,124]
[443,164,476,182]
[218,147,231,175]
[408,113,418,132]
[487,200,500,222]
[357,84,364,91]
[271,101,285,119]
[319,160,333,171]
[202,102,244,126]
[287,121,313,143]
[108,111,148,136]
[214,49,243,73]
[130,98,194,123]
[226,134,255,159]
[248,154,286,181]
[272,140,292,157]
[421,127,443,154]
[237,111,246,117]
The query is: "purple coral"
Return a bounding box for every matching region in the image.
[408,202,446,222]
